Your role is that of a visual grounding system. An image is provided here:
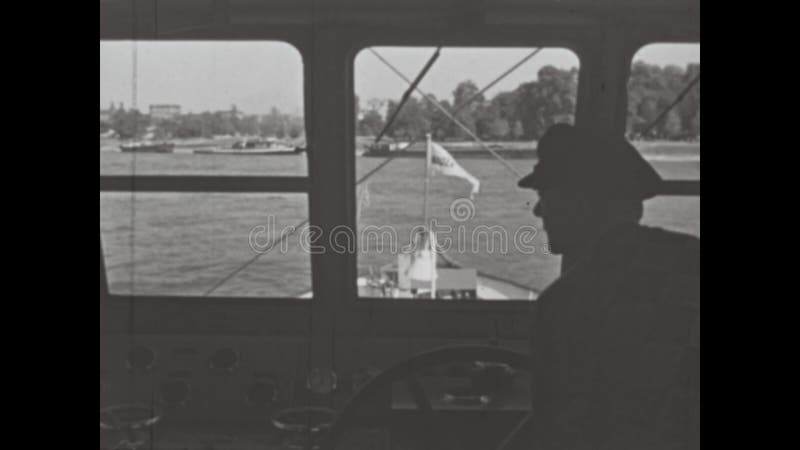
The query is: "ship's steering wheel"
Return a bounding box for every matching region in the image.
[318,345,534,450]
[100,403,162,450]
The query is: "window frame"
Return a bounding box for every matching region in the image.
[99,37,314,306]
[346,32,586,309]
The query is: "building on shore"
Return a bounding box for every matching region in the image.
[149,104,182,121]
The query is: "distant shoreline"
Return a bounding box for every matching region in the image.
[101,137,700,160]
[355,138,699,160]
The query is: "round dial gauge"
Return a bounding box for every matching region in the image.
[306,368,338,395]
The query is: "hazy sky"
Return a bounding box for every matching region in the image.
[100,41,305,115]
[100,42,698,115]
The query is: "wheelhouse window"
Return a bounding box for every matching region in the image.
[100,41,312,298]
[100,41,306,176]
[353,46,580,300]
[627,43,700,237]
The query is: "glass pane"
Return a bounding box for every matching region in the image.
[100,41,307,176]
[100,193,311,297]
[354,46,580,299]
[628,43,699,238]
[627,43,700,179]
[642,196,700,237]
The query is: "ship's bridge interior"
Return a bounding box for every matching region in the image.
[100,0,699,448]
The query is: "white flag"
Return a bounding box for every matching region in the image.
[429,142,480,199]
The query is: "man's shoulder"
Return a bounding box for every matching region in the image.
[630,225,700,272]
[536,226,698,304]
[602,224,698,251]
[593,225,699,271]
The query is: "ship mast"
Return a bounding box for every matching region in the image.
[131,41,137,112]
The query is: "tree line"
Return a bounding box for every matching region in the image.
[100,105,304,140]
[356,61,699,141]
[101,61,698,142]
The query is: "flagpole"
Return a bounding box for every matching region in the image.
[423,133,432,233]
[424,133,436,299]
[430,229,437,298]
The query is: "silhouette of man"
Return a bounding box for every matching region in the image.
[517,124,699,450]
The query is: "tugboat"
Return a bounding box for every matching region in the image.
[119,130,175,153]
[361,140,535,159]
[193,137,304,155]
[119,140,175,153]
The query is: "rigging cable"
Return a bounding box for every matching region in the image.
[369,48,524,178]
[640,72,700,137]
[202,221,307,296]
[357,48,543,187]
[374,47,441,144]
[452,47,541,115]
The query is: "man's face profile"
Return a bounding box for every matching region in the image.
[532,187,586,255]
